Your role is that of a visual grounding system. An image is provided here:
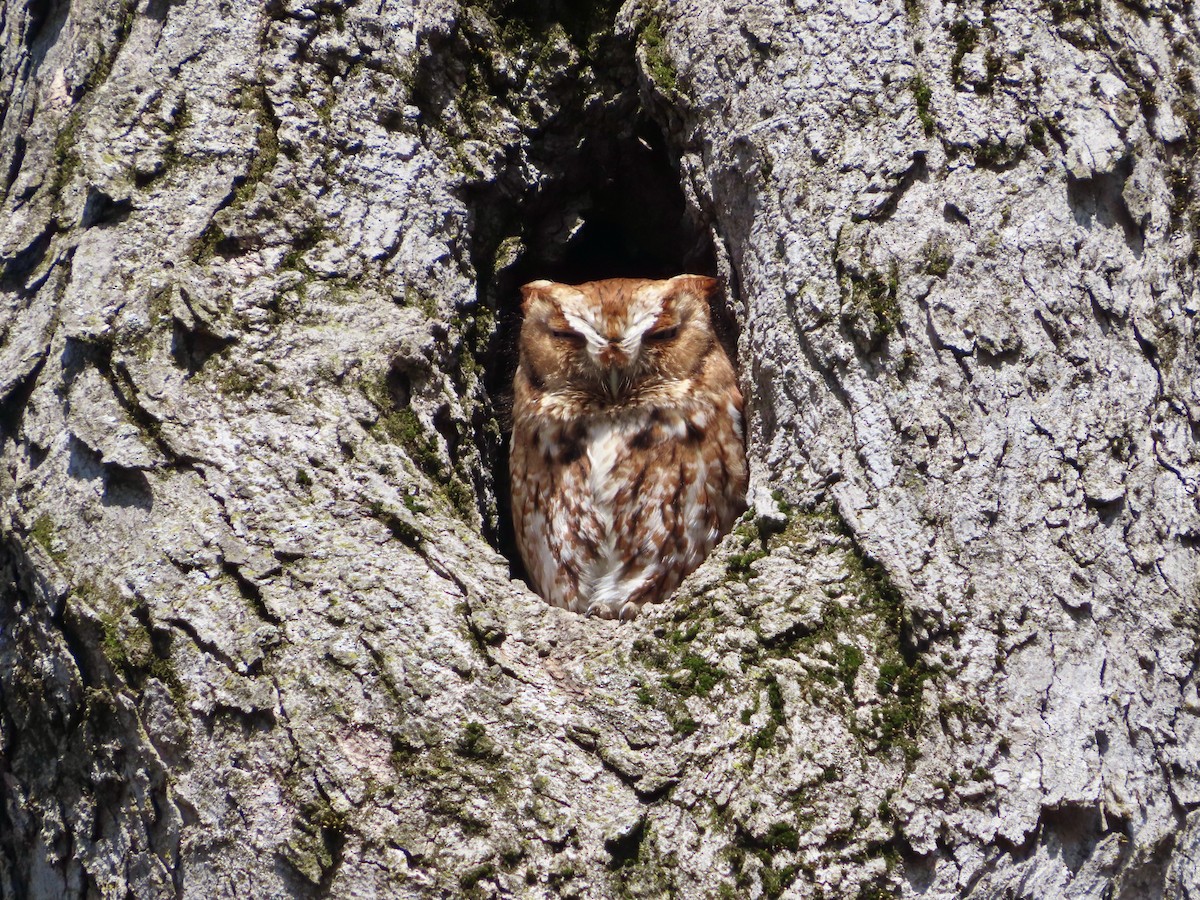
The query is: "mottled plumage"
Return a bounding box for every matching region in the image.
[509,275,748,620]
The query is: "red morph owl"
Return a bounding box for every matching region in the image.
[510,275,749,620]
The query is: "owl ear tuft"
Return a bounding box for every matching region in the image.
[668,274,720,299]
[520,280,557,312]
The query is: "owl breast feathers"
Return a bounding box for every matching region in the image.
[509,274,748,621]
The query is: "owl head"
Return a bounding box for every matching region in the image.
[517,275,721,401]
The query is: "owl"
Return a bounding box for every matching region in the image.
[509,274,748,621]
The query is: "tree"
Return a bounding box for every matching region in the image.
[1,0,1197,896]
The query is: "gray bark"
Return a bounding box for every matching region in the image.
[1,0,1198,897]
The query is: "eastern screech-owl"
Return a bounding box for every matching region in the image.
[509,275,748,620]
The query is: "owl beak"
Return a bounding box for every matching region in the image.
[596,344,631,398]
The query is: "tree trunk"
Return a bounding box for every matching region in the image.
[1,0,1197,896]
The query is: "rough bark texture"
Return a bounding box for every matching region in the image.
[1,0,1198,897]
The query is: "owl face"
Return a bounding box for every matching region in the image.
[518,275,720,402]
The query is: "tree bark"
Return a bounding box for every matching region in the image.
[1,0,1197,897]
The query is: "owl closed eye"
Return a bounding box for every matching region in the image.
[509,274,748,620]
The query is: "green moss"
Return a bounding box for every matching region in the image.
[456,721,500,760]
[668,621,703,645]
[735,505,934,766]
[740,703,756,725]
[835,643,865,695]
[1048,0,1097,24]
[49,113,83,201]
[679,652,725,698]
[459,862,497,890]
[99,610,135,676]
[856,882,897,900]
[911,75,935,135]
[30,514,66,564]
[83,0,137,93]
[546,861,577,888]
[878,791,895,822]
[769,489,791,515]
[403,286,439,318]
[363,363,478,523]
[389,735,522,870]
[629,606,731,742]
[973,141,1009,168]
[726,548,767,575]
[671,715,699,736]
[640,13,677,92]
[478,0,620,58]
[978,48,1003,94]
[560,2,622,55]
[234,82,280,205]
[922,238,953,277]
[845,265,901,347]
[761,864,802,899]
[1166,65,1200,247]
[373,403,476,522]
[190,223,228,262]
[216,366,259,396]
[296,468,313,487]
[378,408,440,472]
[159,96,192,136]
[727,519,769,577]
[499,843,527,868]
[750,675,785,751]
[402,493,429,515]
[949,19,979,86]
[725,820,803,899]
[77,581,189,714]
[867,268,900,330]
[640,635,726,703]
[449,303,495,386]
[839,533,931,762]
[1179,66,1195,95]
[763,822,799,852]
[443,477,477,522]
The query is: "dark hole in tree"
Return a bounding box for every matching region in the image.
[412,2,738,589]
[470,125,725,582]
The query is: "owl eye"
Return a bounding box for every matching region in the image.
[550,328,585,346]
[645,325,680,343]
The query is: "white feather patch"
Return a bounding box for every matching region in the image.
[582,419,645,613]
